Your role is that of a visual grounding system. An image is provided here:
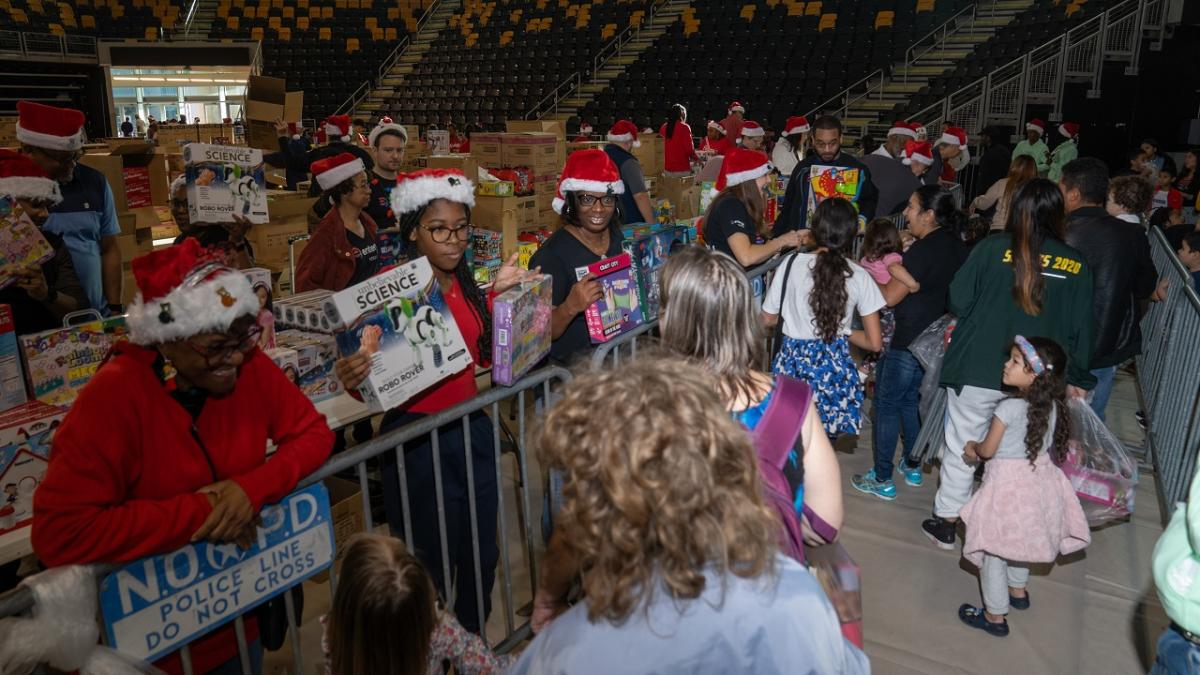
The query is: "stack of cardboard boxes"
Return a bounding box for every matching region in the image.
[469,126,566,258]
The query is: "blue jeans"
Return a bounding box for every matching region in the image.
[208,639,262,675]
[1090,365,1117,423]
[871,348,925,481]
[1151,626,1200,674]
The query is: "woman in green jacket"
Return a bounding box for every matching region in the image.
[921,179,1097,549]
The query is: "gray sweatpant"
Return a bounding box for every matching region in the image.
[981,553,1031,615]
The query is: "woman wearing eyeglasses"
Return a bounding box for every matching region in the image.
[295,153,381,292]
[32,238,333,675]
[704,149,802,269]
[528,149,629,366]
[332,168,535,634]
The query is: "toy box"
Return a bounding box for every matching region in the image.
[376,228,403,269]
[183,143,269,224]
[19,315,128,407]
[472,258,501,285]
[0,213,54,292]
[0,305,25,412]
[274,289,335,332]
[476,180,515,197]
[243,267,276,350]
[491,274,552,386]
[471,228,503,261]
[574,253,643,344]
[517,240,538,270]
[0,401,65,534]
[275,330,342,402]
[266,346,299,384]
[806,165,863,223]
[323,257,473,411]
[622,226,686,323]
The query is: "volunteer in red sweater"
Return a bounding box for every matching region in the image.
[659,103,697,176]
[32,239,333,675]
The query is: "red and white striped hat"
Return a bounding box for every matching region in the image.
[939,126,968,149]
[707,120,726,135]
[740,121,765,138]
[16,101,86,152]
[552,148,625,213]
[390,168,475,215]
[901,140,935,166]
[323,114,352,143]
[716,148,771,191]
[728,101,745,114]
[888,120,918,139]
[1026,118,1045,136]
[783,116,811,136]
[1058,122,1079,139]
[311,152,365,191]
[606,120,641,147]
[0,148,62,204]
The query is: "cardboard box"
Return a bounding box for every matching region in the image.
[183,143,269,224]
[0,400,66,534]
[473,195,536,258]
[266,192,317,220]
[79,143,170,212]
[115,233,152,262]
[245,75,303,150]
[311,476,364,581]
[505,119,566,140]
[0,305,26,412]
[247,219,309,265]
[423,154,478,182]
[657,174,694,206]
[634,133,664,177]
[471,133,505,167]
[501,133,562,175]
[0,118,16,147]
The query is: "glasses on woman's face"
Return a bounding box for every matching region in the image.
[182,324,263,368]
[423,224,472,244]
[578,194,617,208]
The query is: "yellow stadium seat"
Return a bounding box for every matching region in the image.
[226,15,239,28]
[295,15,308,28]
[143,25,157,39]
[916,0,934,12]
[362,0,372,8]
[348,0,360,8]
[630,9,643,26]
[318,25,331,39]
[369,26,382,39]
[61,13,76,26]
[268,15,280,27]
[281,6,292,18]
[297,0,307,8]
[386,6,397,19]
[345,37,359,53]
[875,10,894,28]
[364,15,375,28]
[600,22,614,39]
[241,6,252,17]
[80,13,95,27]
[740,4,754,20]
[250,26,263,39]
[307,5,318,17]
[384,26,396,39]
[818,12,835,30]
[321,5,331,18]
[277,26,290,39]
[216,5,228,16]
[806,2,822,16]
[334,0,345,7]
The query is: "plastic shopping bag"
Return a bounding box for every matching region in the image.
[1058,399,1138,527]
[907,314,956,421]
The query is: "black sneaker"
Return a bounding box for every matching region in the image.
[921,515,957,550]
[1135,411,1147,430]
[959,604,1009,637]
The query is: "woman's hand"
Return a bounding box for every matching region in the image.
[566,274,604,315]
[8,264,48,301]
[192,480,256,548]
[531,585,569,634]
[492,252,542,295]
[335,350,372,390]
[963,441,980,464]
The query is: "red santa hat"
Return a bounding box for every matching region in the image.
[16,101,86,152]
[606,120,641,147]
[740,121,765,138]
[728,101,745,114]
[1058,122,1079,140]
[125,238,259,345]
[311,152,365,191]
[286,122,302,140]
[938,126,968,149]
[716,149,771,191]
[0,149,62,204]
[888,120,918,139]
[368,116,409,147]
[579,122,594,135]
[901,140,935,166]
[707,120,726,136]
[1026,118,1045,136]
[783,116,811,136]
[323,114,352,143]
[390,168,475,215]
[552,148,625,214]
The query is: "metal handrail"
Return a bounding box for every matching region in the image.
[904,3,977,76]
[804,69,884,120]
[525,71,580,121]
[0,31,98,60]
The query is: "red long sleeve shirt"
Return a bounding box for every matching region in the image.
[659,122,698,173]
[32,342,333,673]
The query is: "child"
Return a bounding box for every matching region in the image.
[323,533,512,674]
[957,336,1091,637]
[1153,167,1185,222]
[857,219,919,378]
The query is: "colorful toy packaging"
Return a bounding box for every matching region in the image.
[376,229,403,269]
[622,226,686,322]
[183,143,269,224]
[476,180,516,197]
[266,346,300,385]
[0,213,54,292]
[275,330,342,402]
[491,274,552,386]
[274,289,335,333]
[806,165,863,223]
[243,267,276,350]
[19,315,128,407]
[472,258,501,285]
[0,305,26,412]
[574,253,643,343]
[1058,399,1138,527]
[805,542,864,648]
[0,400,65,534]
[323,257,473,411]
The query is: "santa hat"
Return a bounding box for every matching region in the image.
[784,116,811,136]
[323,115,352,143]
[1026,119,1045,136]
[0,149,62,204]
[286,122,301,140]
[707,120,726,135]
[606,120,641,147]
[125,238,259,345]
[552,148,625,214]
[740,121,765,138]
[888,120,918,139]
[716,149,771,191]
[728,101,745,114]
[901,140,935,166]
[368,116,409,147]
[390,168,475,215]
[311,152,365,191]
[16,101,86,152]
[937,126,968,149]
[579,122,594,135]
[1058,122,1079,140]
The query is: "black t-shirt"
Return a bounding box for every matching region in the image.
[703,195,758,266]
[365,172,397,230]
[345,226,381,286]
[528,226,624,365]
[891,226,968,349]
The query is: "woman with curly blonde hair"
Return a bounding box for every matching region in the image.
[510,358,868,675]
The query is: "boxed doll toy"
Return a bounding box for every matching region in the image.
[243,267,276,350]
[0,213,54,292]
[323,257,472,411]
[0,400,66,534]
[491,274,552,386]
[19,315,129,407]
[0,305,25,412]
[574,253,643,344]
[622,226,686,323]
[183,143,269,224]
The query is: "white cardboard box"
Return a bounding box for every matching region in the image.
[183,143,269,224]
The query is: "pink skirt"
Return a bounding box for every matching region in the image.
[960,452,1091,567]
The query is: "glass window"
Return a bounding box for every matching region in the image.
[183,86,220,97]
[113,87,138,98]
[223,85,246,97]
[141,87,179,97]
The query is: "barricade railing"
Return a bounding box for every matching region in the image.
[0,365,573,672]
[1136,227,1200,518]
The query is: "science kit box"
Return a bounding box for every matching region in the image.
[19,315,129,407]
[491,274,552,386]
[0,400,66,534]
[323,257,472,411]
[183,143,269,224]
[574,253,643,344]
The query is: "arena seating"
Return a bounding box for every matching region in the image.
[0,0,179,38]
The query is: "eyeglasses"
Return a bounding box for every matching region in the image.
[578,194,617,207]
[37,148,83,164]
[423,224,472,243]
[182,325,263,368]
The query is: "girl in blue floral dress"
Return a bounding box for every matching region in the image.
[764,198,885,437]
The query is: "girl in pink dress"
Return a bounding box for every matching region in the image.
[957,335,1091,637]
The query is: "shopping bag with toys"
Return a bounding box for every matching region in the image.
[1057,399,1138,527]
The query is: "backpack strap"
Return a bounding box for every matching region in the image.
[752,374,812,469]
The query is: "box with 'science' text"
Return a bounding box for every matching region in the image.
[183,143,269,224]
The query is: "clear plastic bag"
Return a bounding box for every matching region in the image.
[906,314,956,421]
[1058,399,1138,527]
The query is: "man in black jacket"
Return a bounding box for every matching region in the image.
[774,115,879,237]
[975,126,1011,199]
[1059,157,1157,422]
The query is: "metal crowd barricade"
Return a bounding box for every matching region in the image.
[1136,228,1200,518]
[0,366,573,673]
